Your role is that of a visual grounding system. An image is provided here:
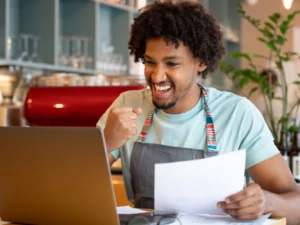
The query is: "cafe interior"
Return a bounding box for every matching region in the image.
[0,0,300,224]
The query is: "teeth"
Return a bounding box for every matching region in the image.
[155,84,171,91]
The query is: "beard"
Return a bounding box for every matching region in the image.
[147,75,195,110]
[152,99,177,109]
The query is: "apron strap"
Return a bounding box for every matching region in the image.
[137,106,154,142]
[137,85,217,151]
[201,85,217,151]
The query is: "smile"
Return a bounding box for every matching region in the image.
[154,84,172,92]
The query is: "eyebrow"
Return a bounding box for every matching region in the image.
[144,55,183,61]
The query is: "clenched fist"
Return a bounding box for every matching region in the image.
[104,106,142,152]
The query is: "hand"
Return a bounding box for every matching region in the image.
[217,183,270,220]
[104,106,142,152]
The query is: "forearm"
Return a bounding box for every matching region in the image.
[265,190,300,225]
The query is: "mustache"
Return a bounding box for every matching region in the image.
[148,78,173,86]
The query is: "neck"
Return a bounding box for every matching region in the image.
[162,84,202,114]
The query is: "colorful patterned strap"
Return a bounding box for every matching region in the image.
[201,86,217,150]
[137,106,154,142]
[137,85,217,151]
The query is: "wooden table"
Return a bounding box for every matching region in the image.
[0,217,287,225]
[0,175,287,225]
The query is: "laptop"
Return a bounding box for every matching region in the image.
[0,127,120,225]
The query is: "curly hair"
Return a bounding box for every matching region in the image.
[128,0,226,78]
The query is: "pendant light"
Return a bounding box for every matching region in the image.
[282,0,294,9]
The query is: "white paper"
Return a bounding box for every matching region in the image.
[155,150,246,215]
[116,205,147,214]
[166,213,272,225]
[262,219,280,225]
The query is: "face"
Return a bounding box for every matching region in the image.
[144,37,207,114]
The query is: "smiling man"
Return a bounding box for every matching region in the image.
[97,1,300,224]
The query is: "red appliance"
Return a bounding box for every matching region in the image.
[24,86,146,127]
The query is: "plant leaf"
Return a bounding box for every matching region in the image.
[248,87,259,97]
[239,77,249,88]
[275,35,287,45]
[258,37,267,44]
[230,52,252,61]
[271,91,275,99]
[275,61,282,69]
[219,61,226,70]
[259,28,274,39]
[280,20,289,35]
[253,54,268,60]
[294,81,300,85]
[250,63,256,71]
[288,125,297,132]
[263,85,270,94]
[237,9,245,15]
[285,51,298,56]
[266,41,277,51]
[269,13,280,24]
[264,22,275,31]
[232,70,243,80]
[280,55,290,61]
[287,10,300,22]
[274,13,281,19]
[279,117,289,123]
[220,62,235,74]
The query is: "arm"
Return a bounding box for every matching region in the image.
[97,93,142,167]
[217,98,300,224]
[108,153,117,167]
[249,154,300,224]
[218,154,300,225]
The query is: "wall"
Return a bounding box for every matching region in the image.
[241,0,300,69]
[239,0,300,125]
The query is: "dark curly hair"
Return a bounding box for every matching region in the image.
[128,0,226,78]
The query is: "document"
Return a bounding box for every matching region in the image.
[155,150,246,215]
[171,213,272,225]
[117,205,147,214]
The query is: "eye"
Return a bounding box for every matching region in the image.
[145,60,155,65]
[166,62,179,67]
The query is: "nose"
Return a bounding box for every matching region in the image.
[150,65,167,83]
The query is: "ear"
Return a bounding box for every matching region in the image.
[198,62,207,73]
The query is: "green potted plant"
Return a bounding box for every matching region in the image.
[220,2,300,144]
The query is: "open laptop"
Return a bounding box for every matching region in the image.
[0,127,120,225]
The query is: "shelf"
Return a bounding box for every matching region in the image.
[97,4,131,74]
[0,0,242,89]
[0,0,6,59]
[59,0,97,69]
[0,59,96,74]
[7,0,56,64]
[93,0,137,13]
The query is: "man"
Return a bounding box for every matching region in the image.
[97,1,300,224]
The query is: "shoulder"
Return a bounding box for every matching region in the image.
[207,87,265,133]
[206,87,257,113]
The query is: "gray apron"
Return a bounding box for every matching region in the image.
[130,85,219,209]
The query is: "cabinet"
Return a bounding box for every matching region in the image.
[0,0,241,90]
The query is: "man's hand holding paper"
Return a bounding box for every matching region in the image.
[154,150,247,215]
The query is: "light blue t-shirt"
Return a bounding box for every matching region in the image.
[97,87,279,171]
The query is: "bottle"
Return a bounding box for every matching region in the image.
[278,130,290,167]
[289,130,300,183]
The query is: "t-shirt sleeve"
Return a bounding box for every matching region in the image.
[238,98,279,169]
[96,93,124,160]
